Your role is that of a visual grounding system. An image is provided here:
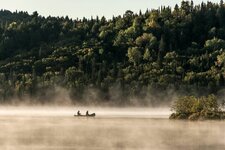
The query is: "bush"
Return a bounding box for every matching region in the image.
[170,94,224,120]
[171,94,219,114]
[188,113,200,121]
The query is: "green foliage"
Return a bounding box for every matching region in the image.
[170,95,224,120]
[143,48,151,61]
[171,95,219,114]
[1,1,225,103]
[127,47,142,66]
[135,33,157,48]
[205,38,225,51]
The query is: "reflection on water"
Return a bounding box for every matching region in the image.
[0,107,224,150]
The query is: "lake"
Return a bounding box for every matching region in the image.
[0,107,224,150]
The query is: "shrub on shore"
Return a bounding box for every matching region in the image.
[170,94,225,120]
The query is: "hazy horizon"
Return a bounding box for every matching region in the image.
[0,0,221,19]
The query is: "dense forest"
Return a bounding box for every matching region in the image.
[1,1,225,105]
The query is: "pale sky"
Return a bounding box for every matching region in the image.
[0,0,221,19]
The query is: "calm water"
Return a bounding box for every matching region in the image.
[0,107,224,150]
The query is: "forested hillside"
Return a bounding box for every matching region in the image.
[1,1,225,104]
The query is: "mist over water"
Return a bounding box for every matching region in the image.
[0,107,224,150]
[0,106,170,117]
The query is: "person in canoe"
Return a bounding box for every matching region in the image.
[74,110,95,117]
[86,110,89,116]
[86,110,95,116]
[77,110,81,116]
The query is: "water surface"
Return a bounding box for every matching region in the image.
[0,107,224,150]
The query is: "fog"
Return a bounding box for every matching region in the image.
[2,85,181,107]
[0,107,224,150]
[6,85,225,107]
[0,86,225,149]
[0,106,170,117]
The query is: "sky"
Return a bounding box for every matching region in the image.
[0,0,221,19]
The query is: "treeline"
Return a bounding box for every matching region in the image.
[1,1,225,104]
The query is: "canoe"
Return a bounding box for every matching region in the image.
[74,113,96,117]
